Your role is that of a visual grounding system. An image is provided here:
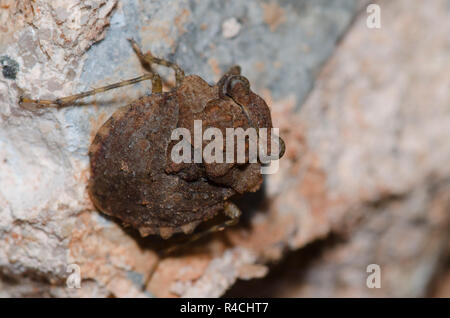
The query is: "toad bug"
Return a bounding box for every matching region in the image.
[20,39,285,241]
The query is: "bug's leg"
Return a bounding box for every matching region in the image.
[142,251,164,292]
[128,38,185,87]
[164,201,241,255]
[143,202,242,291]
[19,73,162,108]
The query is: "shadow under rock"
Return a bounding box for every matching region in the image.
[224,233,344,297]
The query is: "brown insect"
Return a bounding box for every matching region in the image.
[20,39,285,247]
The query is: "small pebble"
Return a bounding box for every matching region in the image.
[0,56,19,80]
[222,18,242,39]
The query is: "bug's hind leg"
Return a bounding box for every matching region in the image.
[128,39,185,87]
[143,202,242,291]
[19,72,162,108]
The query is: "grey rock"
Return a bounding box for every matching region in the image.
[0,0,386,298]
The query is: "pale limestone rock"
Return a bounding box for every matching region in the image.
[227,0,450,297]
[7,0,448,298]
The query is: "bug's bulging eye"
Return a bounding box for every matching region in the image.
[226,75,250,96]
[278,136,286,159]
[219,75,250,100]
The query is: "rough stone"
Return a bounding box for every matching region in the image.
[2,0,448,298]
[227,0,450,297]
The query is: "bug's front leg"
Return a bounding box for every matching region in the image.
[128,39,185,87]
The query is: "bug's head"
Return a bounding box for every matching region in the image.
[217,66,285,159]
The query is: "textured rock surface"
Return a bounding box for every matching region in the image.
[228,0,450,297]
[1,0,448,298]
[0,0,360,297]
